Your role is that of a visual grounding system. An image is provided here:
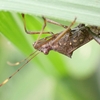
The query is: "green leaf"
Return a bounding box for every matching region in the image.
[0,0,100,25]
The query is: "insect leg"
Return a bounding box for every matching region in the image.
[52,17,77,44]
[34,16,73,46]
[21,14,53,35]
[42,16,68,28]
[0,51,40,87]
[7,51,37,66]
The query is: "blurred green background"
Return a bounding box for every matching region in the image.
[0,9,100,100]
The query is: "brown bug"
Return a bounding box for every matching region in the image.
[0,14,100,87]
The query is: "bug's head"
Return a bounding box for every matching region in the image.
[33,39,52,55]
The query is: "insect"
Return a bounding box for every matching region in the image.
[0,14,100,87]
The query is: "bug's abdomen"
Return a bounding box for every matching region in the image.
[52,26,93,57]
